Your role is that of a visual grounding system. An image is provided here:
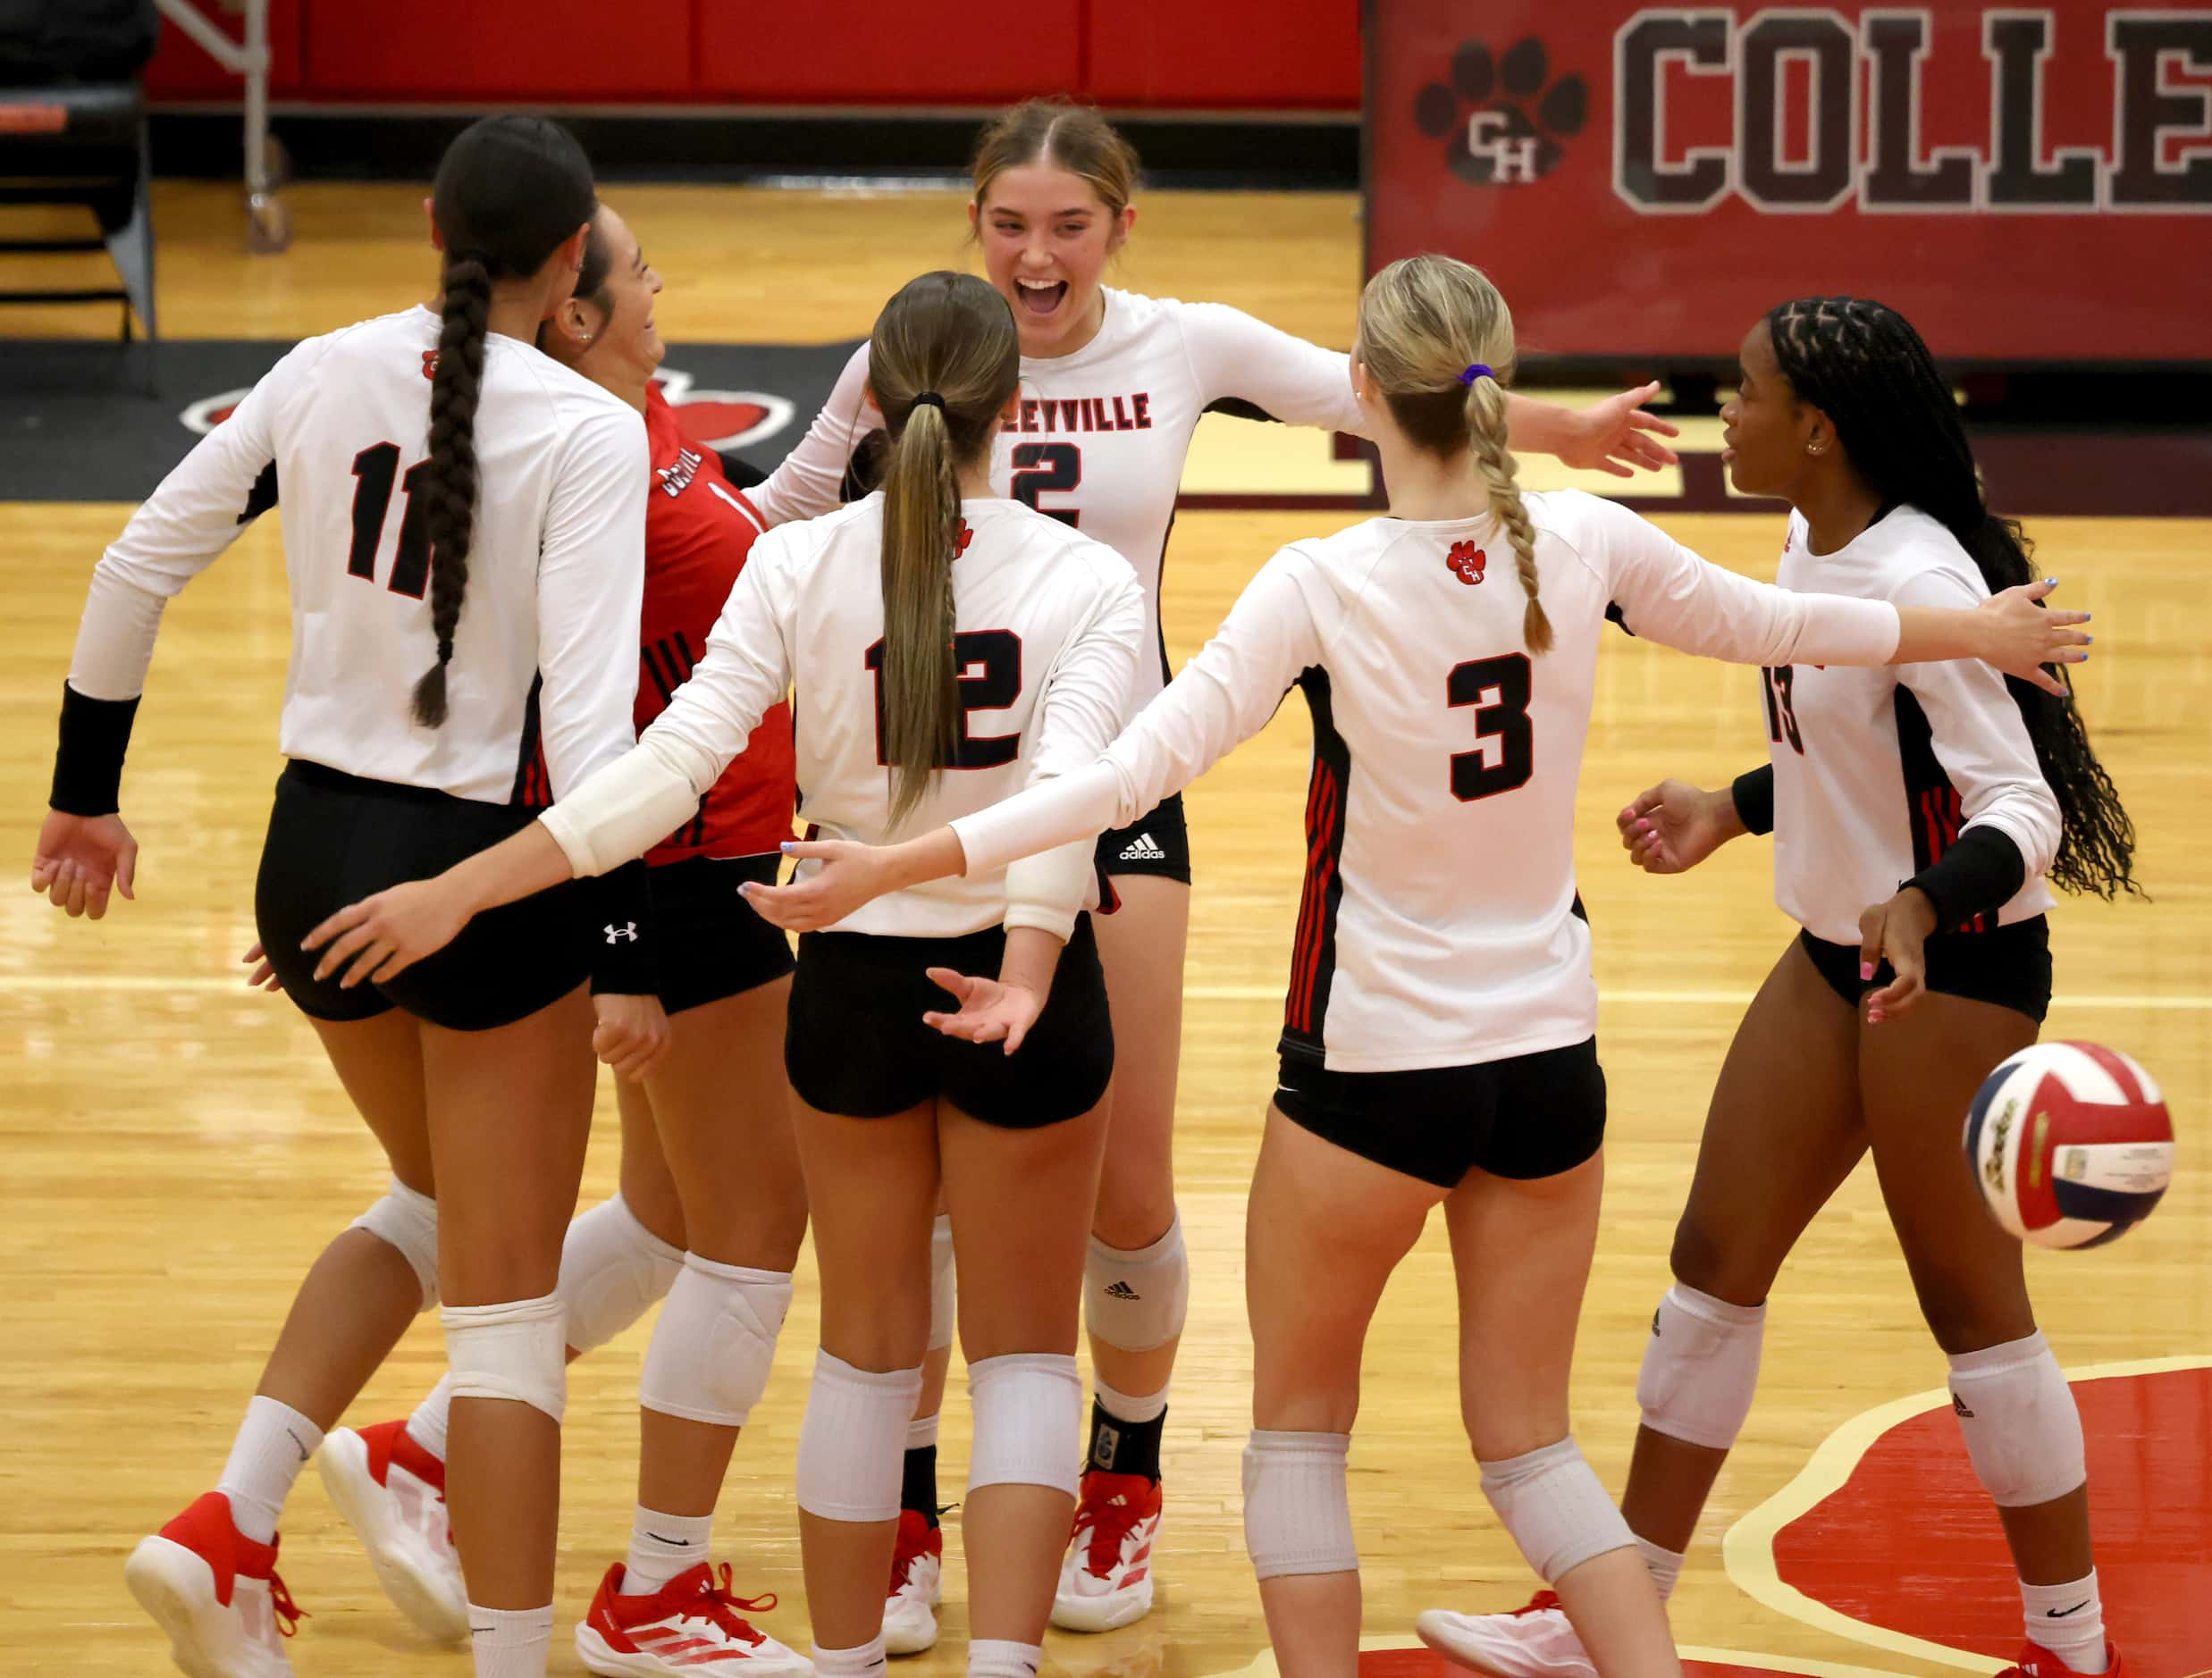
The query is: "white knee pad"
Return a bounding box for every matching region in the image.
[1242,1430,1357,1580]
[558,1195,685,1355]
[1947,1330,2087,1507]
[442,1293,567,1424]
[795,1350,922,1523]
[1085,1212,1189,1354]
[1478,1437,1634,1583]
[928,1214,956,1352]
[1636,1283,1765,1451]
[967,1353,1082,1498]
[350,1178,439,1310]
[639,1256,793,1428]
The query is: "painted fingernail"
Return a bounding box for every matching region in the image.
[1869,1011,1886,1025]
[779,840,795,852]
[1860,961,1875,981]
[2084,635,2092,644]
[2045,576,2057,585]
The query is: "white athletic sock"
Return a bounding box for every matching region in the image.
[968,1638,1044,1677]
[408,1374,453,1464]
[1635,1534,1685,1602]
[1095,1374,1169,1426]
[216,1396,324,1544]
[906,1412,940,1451]
[467,1602,553,1677]
[811,1635,888,1677]
[2023,1571,2106,1672]
[623,1506,713,1596]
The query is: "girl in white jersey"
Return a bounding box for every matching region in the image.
[31,119,661,1678]
[735,259,2087,1678]
[1432,298,2139,1678]
[302,271,1147,1678]
[747,96,1684,1635]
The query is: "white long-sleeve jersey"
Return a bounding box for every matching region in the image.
[1767,507,2059,944]
[540,494,1144,940]
[66,306,650,805]
[950,491,1905,1072]
[746,289,1365,709]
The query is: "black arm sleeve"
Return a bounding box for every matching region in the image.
[1729,764,1775,837]
[1905,826,2029,934]
[587,858,660,997]
[50,683,140,817]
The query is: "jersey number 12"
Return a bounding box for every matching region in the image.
[865,632,1022,769]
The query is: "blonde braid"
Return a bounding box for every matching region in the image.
[1463,374,1552,653]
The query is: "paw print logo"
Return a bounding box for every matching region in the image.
[1414,38,1587,186]
[1446,541,1487,585]
[954,518,975,558]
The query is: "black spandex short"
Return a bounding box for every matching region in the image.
[785,915,1114,1128]
[1096,792,1190,885]
[648,852,795,1015]
[1272,1037,1608,1188]
[1797,915,2052,1024]
[254,759,593,1032]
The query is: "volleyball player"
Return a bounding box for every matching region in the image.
[301,270,1145,1678]
[745,96,1683,1635]
[304,204,812,1674]
[30,118,662,1678]
[736,256,2088,1678]
[1421,298,2138,1678]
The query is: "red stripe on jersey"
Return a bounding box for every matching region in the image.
[1290,762,1341,1033]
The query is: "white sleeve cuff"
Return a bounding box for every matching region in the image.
[1001,837,1093,943]
[951,761,1126,879]
[1793,598,1901,667]
[68,566,169,701]
[536,743,703,877]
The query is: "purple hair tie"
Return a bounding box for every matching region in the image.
[1459,363,1495,386]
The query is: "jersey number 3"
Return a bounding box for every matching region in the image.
[1448,653,1534,801]
[345,441,434,599]
[865,632,1022,769]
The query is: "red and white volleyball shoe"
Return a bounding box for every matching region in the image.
[1416,1590,1596,1678]
[576,1561,812,1676]
[316,1419,467,1641]
[123,1491,307,1678]
[1050,1470,1162,1632]
[882,1509,944,1655]
[1998,1644,2128,1677]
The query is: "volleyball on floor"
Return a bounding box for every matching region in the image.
[1964,1042,2174,1249]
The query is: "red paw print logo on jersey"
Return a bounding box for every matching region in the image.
[1446,540,1487,585]
[421,349,439,381]
[955,519,975,558]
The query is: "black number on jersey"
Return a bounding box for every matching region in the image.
[1762,665,1804,755]
[1447,653,1535,801]
[1009,442,1081,527]
[864,631,1023,770]
[346,442,434,599]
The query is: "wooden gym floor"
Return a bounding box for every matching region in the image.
[2,181,2207,1677]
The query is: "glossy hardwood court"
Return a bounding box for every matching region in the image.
[3,181,2207,1677]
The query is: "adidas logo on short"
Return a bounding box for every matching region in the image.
[1105,1280,1141,1301]
[1118,831,1167,861]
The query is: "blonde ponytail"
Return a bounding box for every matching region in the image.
[1356,254,1552,656]
[867,273,1023,827]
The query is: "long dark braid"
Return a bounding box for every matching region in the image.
[1768,297,2139,899]
[415,116,597,728]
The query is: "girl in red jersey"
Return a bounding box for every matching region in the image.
[311,206,814,1677]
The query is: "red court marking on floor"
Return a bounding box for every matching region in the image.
[1358,1653,1807,1677]
[1772,1366,2212,1672]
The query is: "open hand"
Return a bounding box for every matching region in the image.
[1617,780,1733,875]
[1978,579,2090,696]
[1858,888,1939,1022]
[30,810,139,919]
[302,877,475,989]
[1560,382,1681,478]
[739,838,890,931]
[241,941,283,992]
[921,966,1044,1054]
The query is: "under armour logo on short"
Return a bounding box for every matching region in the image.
[604,922,640,944]
[1105,1280,1140,1300]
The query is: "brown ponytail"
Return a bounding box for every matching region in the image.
[867,272,1022,827]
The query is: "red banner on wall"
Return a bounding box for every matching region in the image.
[1365,2,2212,365]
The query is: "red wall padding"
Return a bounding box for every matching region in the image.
[693,0,1081,104]
[142,0,305,99]
[1086,0,1358,108]
[141,0,1358,112]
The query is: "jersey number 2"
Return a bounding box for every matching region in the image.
[865,631,1022,769]
[346,441,434,599]
[1009,442,1081,527]
[1448,653,1534,801]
